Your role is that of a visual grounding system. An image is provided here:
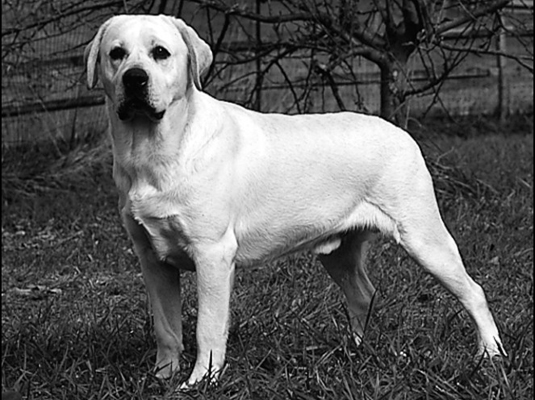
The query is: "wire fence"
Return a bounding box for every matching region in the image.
[1,0,533,147]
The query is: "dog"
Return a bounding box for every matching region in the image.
[85,14,505,387]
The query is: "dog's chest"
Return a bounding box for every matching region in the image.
[139,213,194,269]
[128,184,195,269]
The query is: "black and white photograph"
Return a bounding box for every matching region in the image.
[2,1,532,399]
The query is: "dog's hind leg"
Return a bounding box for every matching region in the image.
[395,169,505,357]
[318,230,377,346]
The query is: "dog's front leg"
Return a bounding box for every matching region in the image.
[183,238,237,387]
[123,214,184,379]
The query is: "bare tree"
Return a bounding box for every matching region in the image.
[188,0,531,125]
[1,0,531,125]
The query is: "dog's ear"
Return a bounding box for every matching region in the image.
[85,19,112,89]
[165,16,213,90]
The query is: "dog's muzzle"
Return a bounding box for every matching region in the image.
[118,68,165,121]
[123,67,149,94]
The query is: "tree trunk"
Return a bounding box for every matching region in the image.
[379,65,396,123]
[379,57,410,127]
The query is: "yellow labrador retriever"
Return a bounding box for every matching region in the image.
[85,14,505,387]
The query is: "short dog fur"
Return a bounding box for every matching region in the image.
[85,14,505,387]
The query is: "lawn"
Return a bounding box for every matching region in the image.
[1,115,533,399]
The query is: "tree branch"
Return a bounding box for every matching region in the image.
[2,1,127,38]
[189,0,386,49]
[435,0,511,36]
[438,42,534,73]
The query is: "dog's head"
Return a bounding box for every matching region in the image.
[85,15,212,122]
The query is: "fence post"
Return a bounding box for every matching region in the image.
[496,13,508,122]
[254,0,262,111]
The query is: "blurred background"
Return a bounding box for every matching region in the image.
[2,0,533,147]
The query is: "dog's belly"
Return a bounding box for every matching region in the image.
[233,224,344,266]
[232,200,397,266]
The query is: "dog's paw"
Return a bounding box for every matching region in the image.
[154,359,180,380]
[352,332,364,347]
[178,363,228,391]
[177,374,215,392]
[476,337,508,359]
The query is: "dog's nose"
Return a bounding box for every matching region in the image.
[123,68,149,92]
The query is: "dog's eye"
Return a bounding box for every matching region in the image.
[110,47,126,61]
[152,46,170,60]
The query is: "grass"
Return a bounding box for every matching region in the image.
[2,115,533,399]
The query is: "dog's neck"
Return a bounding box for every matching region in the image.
[107,89,199,159]
[107,89,222,191]
[109,96,190,138]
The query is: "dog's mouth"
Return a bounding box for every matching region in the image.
[117,99,165,122]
